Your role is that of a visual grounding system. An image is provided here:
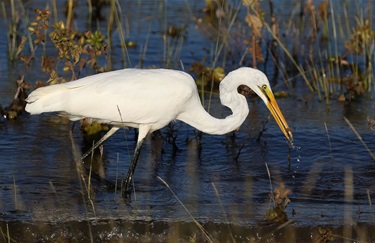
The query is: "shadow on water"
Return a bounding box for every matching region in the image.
[1,0,375,242]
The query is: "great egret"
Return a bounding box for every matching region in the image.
[26,67,293,199]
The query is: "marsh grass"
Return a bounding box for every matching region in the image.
[253,0,375,103]
[2,0,375,242]
[210,182,236,242]
[5,0,374,98]
[158,176,214,243]
[324,121,333,160]
[0,223,11,243]
[106,0,129,69]
[4,0,23,61]
[70,125,96,202]
[344,116,375,161]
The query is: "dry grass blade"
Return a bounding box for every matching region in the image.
[265,163,273,196]
[0,223,12,243]
[324,122,333,159]
[157,176,214,243]
[344,117,375,161]
[261,19,314,91]
[211,182,235,243]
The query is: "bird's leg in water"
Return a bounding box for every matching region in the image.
[75,126,121,190]
[81,126,120,160]
[122,139,144,200]
[122,124,150,201]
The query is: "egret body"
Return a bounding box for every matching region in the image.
[26,67,293,199]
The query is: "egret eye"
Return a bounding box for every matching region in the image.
[262,84,267,90]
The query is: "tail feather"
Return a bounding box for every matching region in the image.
[25,85,67,115]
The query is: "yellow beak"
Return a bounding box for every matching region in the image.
[264,88,293,145]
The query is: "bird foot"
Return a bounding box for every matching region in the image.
[121,180,133,202]
[122,191,132,203]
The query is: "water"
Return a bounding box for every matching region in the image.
[1,0,375,241]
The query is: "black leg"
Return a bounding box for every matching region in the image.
[121,124,150,201]
[122,138,144,201]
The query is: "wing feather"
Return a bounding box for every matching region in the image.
[26,69,197,129]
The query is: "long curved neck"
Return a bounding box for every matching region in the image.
[177,76,249,135]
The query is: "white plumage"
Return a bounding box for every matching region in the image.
[26,67,293,200]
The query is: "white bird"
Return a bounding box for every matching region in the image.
[26,67,293,199]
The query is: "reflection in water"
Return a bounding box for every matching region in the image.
[1,0,375,241]
[2,75,375,240]
[2,96,375,226]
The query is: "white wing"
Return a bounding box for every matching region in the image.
[26,69,198,131]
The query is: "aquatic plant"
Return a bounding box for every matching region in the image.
[266,182,291,224]
[14,8,109,86]
[243,0,265,67]
[48,21,107,80]
[1,78,31,120]
[162,24,187,68]
[1,1,375,241]
[239,0,375,103]
[316,226,335,242]
[6,0,22,61]
[189,61,225,91]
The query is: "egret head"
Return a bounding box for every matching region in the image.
[234,67,293,145]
